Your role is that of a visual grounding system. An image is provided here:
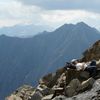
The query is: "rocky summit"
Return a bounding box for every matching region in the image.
[6,40,100,100]
[81,40,100,62]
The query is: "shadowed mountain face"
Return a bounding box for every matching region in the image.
[0,22,100,99]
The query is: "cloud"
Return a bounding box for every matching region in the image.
[0,0,44,27]
[41,10,100,29]
[16,0,100,13]
[0,0,100,32]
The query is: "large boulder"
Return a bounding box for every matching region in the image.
[30,91,43,100]
[78,77,95,92]
[65,77,95,97]
[65,78,80,97]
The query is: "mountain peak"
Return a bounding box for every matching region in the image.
[54,23,74,32]
[76,22,89,27]
[55,22,91,32]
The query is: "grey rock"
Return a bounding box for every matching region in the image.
[80,71,90,79]
[65,79,80,97]
[30,91,43,100]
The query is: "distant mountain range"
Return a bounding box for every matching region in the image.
[0,24,52,37]
[0,22,100,99]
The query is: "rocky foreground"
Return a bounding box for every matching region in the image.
[6,40,100,100]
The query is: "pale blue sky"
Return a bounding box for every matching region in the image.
[0,0,100,31]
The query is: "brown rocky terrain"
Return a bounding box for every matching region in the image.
[81,40,100,62]
[6,40,100,100]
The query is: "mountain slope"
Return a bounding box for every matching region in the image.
[0,22,100,99]
[6,40,100,100]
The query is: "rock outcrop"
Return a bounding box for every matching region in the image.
[6,40,100,100]
[6,85,35,100]
[52,79,100,100]
[81,40,100,62]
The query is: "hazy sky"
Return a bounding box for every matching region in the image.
[0,0,100,30]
